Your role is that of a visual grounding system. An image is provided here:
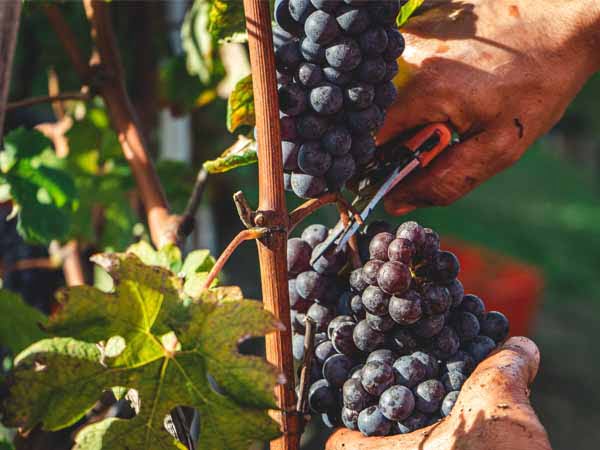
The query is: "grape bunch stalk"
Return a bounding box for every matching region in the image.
[273,0,405,198]
[287,220,510,436]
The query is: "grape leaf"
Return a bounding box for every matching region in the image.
[203,135,257,174]
[397,0,424,27]
[2,254,281,450]
[227,74,255,133]
[0,128,77,244]
[0,290,46,354]
[207,0,246,42]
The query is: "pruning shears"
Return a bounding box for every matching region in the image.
[311,123,453,265]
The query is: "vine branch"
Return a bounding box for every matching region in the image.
[6,92,90,111]
[177,167,209,240]
[288,192,338,234]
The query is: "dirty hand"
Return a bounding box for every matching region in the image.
[326,337,551,450]
[381,0,600,215]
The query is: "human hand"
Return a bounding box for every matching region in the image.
[326,336,551,450]
[381,0,600,215]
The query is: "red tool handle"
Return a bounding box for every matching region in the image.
[404,123,453,167]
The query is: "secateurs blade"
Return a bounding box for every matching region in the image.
[310,123,453,265]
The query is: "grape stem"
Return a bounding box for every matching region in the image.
[200,227,269,291]
[296,317,316,416]
[5,92,91,111]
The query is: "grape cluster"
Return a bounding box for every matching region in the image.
[273,0,405,199]
[288,220,510,436]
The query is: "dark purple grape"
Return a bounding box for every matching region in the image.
[465,335,497,363]
[480,311,510,343]
[446,279,464,308]
[441,391,459,417]
[432,326,460,358]
[369,232,395,261]
[300,37,326,63]
[275,0,303,35]
[332,321,360,355]
[350,133,376,166]
[327,315,355,338]
[301,224,329,248]
[297,114,329,139]
[277,71,293,85]
[396,411,428,434]
[349,268,368,292]
[291,310,306,333]
[366,348,396,366]
[422,227,440,259]
[393,355,427,388]
[280,116,298,141]
[311,0,342,12]
[322,66,354,85]
[278,83,308,116]
[341,407,360,430]
[361,360,396,396]
[321,126,352,155]
[369,1,400,26]
[307,302,335,332]
[315,340,336,364]
[414,379,446,414]
[305,10,340,45]
[413,313,445,338]
[290,172,327,198]
[287,237,312,274]
[377,261,411,295]
[326,154,356,191]
[357,406,392,436]
[311,242,346,274]
[359,27,388,54]
[444,350,475,375]
[350,294,366,319]
[315,332,328,347]
[441,371,466,392]
[383,27,405,61]
[297,62,324,87]
[366,312,395,332]
[275,40,302,75]
[289,279,311,312]
[296,270,329,299]
[383,59,399,81]
[379,385,415,421]
[273,25,294,49]
[452,311,480,341]
[421,283,451,315]
[388,328,417,355]
[309,83,344,115]
[396,221,426,251]
[430,251,460,284]
[289,0,316,22]
[308,379,337,413]
[357,57,387,83]
[361,285,390,316]
[460,294,486,320]
[374,81,398,108]
[389,291,422,325]
[362,259,384,285]
[323,353,354,387]
[353,319,385,352]
[347,104,384,133]
[298,141,332,176]
[282,141,300,171]
[411,351,439,379]
[292,332,305,360]
[344,82,375,110]
[336,5,370,34]
[325,37,362,71]
[343,378,375,411]
[387,238,415,264]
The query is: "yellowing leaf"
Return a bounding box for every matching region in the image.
[203,135,257,174]
[397,0,424,27]
[227,75,255,133]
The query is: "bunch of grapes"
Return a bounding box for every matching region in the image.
[273,0,405,199]
[288,220,510,436]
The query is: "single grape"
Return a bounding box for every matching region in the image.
[388,328,417,355]
[361,360,396,396]
[305,10,340,45]
[369,231,395,261]
[441,391,460,417]
[377,261,411,295]
[357,406,392,437]
[374,81,398,108]
[282,141,300,171]
[341,406,360,430]
[336,5,370,34]
[393,355,427,388]
[347,104,384,133]
[275,40,302,75]
[446,278,465,308]
[292,332,306,360]
[465,335,497,363]
[361,285,390,316]
[344,82,375,110]
[359,27,388,54]
[325,37,362,71]
[349,133,376,166]
[421,283,451,315]
[432,326,460,359]
[315,332,328,347]
[444,350,475,375]
[273,25,294,49]
[280,116,298,141]
[275,0,303,35]
[309,83,344,115]
[383,27,405,61]
[379,385,415,421]
[288,0,316,22]
[422,227,440,259]
[411,351,440,379]
[311,242,347,274]
[452,311,480,341]
[480,311,510,342]
[357,57,387,83]
[328,315,355,338]
[307,302,335,332]
[383,59,399,81]
[321,126,352,155]
[343,378,375,410]
[413,313,445,338]
[323,353,354,387]
[362,259,384,285]
[297,114,330,140]
[301,224,329,248]
[300,37,326,63]
[366,312,395,332]
[389,291,422,325]
[322,66,354,85]
[287,237,312,274]
[308,379,337,413]
[296,270,330,299]
[396,411,428,434]
[326,154,356,191]
[349,268,368,292]
[289,278,311,312]
[366,348,396,366]
[298,141,332,176]
[297,62,324,87]
[460,294,486,320]
[396,221,426,251]
[332,321,360,355]
[353,319,385,352]
[350,294,366,319]
[414,379,446,414]
[278,83,308,116]
[315,340,336,364]
[290,172,327,198]
[369,1,400,26]
[441,371,466,392]
[387,238,415,264]
[430,251,460,284]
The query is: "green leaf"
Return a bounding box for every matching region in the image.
[181,250,215,279]
[397,0,424,27]
[227,75,255,133]
[156,160,196,213]
[207,0,246,42]
[0,290,46,354]
[1,127,53,173]
[182,0,219,85]
[2,254,281,450]
[203,135,257,174]
[127,241,183,273]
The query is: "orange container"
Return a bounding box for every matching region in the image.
[442,238,544,337]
